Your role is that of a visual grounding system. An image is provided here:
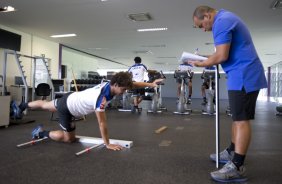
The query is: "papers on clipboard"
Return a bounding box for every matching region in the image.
[179,52,208,62]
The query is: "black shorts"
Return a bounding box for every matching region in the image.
[202,80,215,89]
[202,81,209,89]
[132,88,145,97]
[176,78,191,84]
[228,88,259,121]
[54,92,76,132]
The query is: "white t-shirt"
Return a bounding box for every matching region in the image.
[128,63,148,82]
[178,63,193,71]
[67,82,112,117]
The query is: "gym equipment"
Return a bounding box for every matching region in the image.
[76,135,133,148]
[201,69,216,115]
[117,90,138,112]
[147,70,167,113]
[17,136,132,155]
[214,65,221,168]
[75,143,104,156]
[173,70,192,115]
[2,50,53,124]
[16,137,48,147]
[2,50,55,103]
[226,106,232,116]
[276,105,282,116]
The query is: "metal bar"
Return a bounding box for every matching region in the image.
[75,143,104,156]
[32,58,36,101]
[16,137,48,147]
[215,65,220,168]
[41,57,55,100]
[12,50,29,104]
[2,51,8,95]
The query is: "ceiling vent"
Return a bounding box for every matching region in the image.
[271,0,282,9]
[128,13,152,21]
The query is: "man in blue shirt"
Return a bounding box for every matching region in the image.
[191,6,267,183]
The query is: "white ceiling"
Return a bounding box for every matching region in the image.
[0,0,282,72]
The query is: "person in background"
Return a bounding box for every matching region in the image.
[128,56,148,112]
[176,61,194,104]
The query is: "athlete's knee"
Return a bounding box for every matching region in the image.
[64,136,76,143]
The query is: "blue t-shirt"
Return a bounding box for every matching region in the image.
[95,83,113,110]
[213,9,267,92]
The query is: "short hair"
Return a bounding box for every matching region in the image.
[110,71,133,88]
[193,6,215,20]
[134,56,142,63]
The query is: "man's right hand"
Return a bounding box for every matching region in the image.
[106,144,123,151]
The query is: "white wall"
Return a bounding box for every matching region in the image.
[0,24,59,87]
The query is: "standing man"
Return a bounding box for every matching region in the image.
[128,56,148,113]
[176,61,194,104]
[191,6,267,182]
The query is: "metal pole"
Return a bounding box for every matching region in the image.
[32,58,36,101]
[215,65,220,168]
[75,143,104,156]
[12,50,29,104]
[2,50,8,95]
[16,137,48,147]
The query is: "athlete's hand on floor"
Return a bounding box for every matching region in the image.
[106,144,123,151]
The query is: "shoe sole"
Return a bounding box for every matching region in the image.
[31,126,42,139]
[11,102,23,119]
[211,175,248,183]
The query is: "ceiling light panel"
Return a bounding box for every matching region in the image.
[0,6,16,12]
[137,28,167,32]
[50,34,77,38]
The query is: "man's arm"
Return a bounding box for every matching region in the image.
[189,44,230,67]
[132,79,164,89]
[95,111,123,151]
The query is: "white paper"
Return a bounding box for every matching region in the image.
[180,52,208,62]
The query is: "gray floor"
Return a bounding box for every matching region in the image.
[0,98,281,184]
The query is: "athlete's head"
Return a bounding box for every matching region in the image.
[110,72,133,94]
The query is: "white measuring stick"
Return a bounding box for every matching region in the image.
[75,143,104,156]
[17,137,48,147]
